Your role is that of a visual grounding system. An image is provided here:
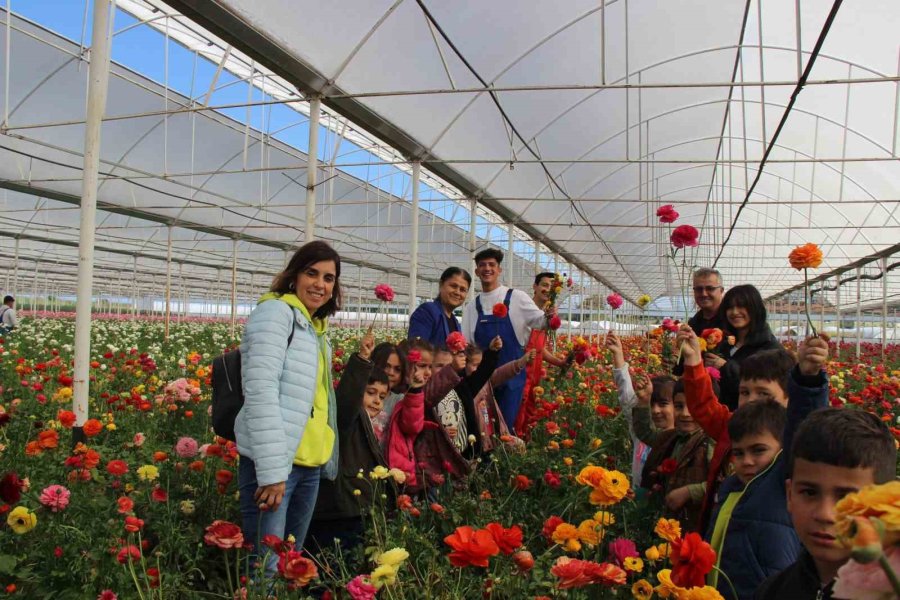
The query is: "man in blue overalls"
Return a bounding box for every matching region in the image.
[462,248,549,432]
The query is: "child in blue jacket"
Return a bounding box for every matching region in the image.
[703,336,830,600]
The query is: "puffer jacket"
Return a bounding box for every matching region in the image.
[235,298,338,487]
[707,368,829,600]
[718,327,782,410]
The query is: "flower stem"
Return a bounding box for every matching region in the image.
[804,269,818,337]
[878,554,900,598]
[712,564,739,600]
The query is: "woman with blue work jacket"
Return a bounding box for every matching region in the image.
[235,240,342,572]
[407,266,471,347]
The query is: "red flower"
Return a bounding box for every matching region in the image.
[549,315,562,330]
[444,526,500,567]
[396,494,414,511]
[513,550,535,572]
[407,350,421,365]
[277,550,318,586]
[124,516,144,533]
[0,472,23,504]
[57,410,76,428]
[551,557,627,589]
[543,469,562,489]
[151,486,168,502]
[374,284,395,303]
[116,545,141,564]
[106,460,129,476]
[656,204,680,223]
[116,496,134,514]
[542,516,565,541]
[430,502,445,514]
[262,534,294,554]
[82,419,103,437]
[606,294,623,310]
[485,523,523,555]
[671,532,717,588]
[513,475,532,491]
[446,331,467,353]
[203,520,244,550]
[658,458,678,475]
[492,303,508,319]
[215,469,233,492]
[670,224,700,249]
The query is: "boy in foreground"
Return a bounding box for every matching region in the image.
[754,407,897,599]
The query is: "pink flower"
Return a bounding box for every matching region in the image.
[407,350,421,364]
[606,294,623,310]
[446,331,467,353]
[97,591,118,600]
[833,547,900,600]
[706,366,721,381]
[661,318,679,333]
[670,224,700,248]
[39,484,71,512]
[174,436,199,458]
[346,575,377,600]
[374,284,395,303]
[608,537,639,567]
[133,432,146,447]
[656,204,679,223]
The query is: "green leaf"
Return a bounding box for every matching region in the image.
[0,554,18,575]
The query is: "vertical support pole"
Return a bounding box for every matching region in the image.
[882,257,888,360]
[507,222,514,288]
[231,239,238,338]
[469,198,477,267]
[819,286,825,334]
[305,96,321,242]
[835,274,842,360]
[131,255,138,317]
[409,162,420,315]
[73,0,112,436]
[356,264,363,334]
[12,236,18,298]
[164,225,172,339]
[2,0,10,129]
[534,240,540,275]
[855,267,861,360]
[178,261,185,322]
[566,267,574,338]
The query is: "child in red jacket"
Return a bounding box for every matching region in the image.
[385,339,434,487]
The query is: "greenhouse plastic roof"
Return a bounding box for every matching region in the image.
[0,0,898,309]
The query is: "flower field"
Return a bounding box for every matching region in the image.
[0,316,898,599]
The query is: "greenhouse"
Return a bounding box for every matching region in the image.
[0,1,897,598]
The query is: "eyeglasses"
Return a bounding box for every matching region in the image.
[693,286,723,294]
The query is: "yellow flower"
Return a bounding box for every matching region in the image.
[376,548,409,567]
[631,578,653,600]
[533,386,544,396]
[563,457,574,466]
[637,294,652,308]
[387,468,407,484]
[654,517,682,543]
[681,585,726,600]
[180,500,195,515]
[644,545,661,561]
[698,338,708,352]
[369,564,398,589]
[353,489,362,496]
[7,506,37,534]
[654,569,687,599]
[106,423,117,431]
[593,511,616,526]
[551,523,582,553]
[588,471,630,506]
[369,465,390,480]
[576,519,604,547]
[591,438,603,449]
[648,354,661,368]
[657,542,672,558]
[136,465,159,482]
[624,556,644,573]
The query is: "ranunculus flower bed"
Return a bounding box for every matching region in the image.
[0,315,896,598]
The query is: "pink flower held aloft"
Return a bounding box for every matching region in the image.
[606,293,623,310]
[346,575,378,600]
[39,484,71,512]
[670,224,700,249]
[174,436,199,458]
[656,204,680,223]
[374,283,395,303]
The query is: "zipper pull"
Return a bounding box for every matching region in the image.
[310,407,315,419]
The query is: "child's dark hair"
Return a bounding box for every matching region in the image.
[740,348,796,394]
[474,248,504,265]
[372,342,406,388]
[397,337,435,359]
[728,400,786,443]
[464,344,483,360]
[790,408,897,483]
[367,369,390,388]
[650,375,675,406]
[669,375,720,401]
[433,344,451,355]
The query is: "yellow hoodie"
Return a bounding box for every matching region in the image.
[259,293,334,467]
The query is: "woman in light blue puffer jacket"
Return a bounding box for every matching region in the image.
[236,240,342,572]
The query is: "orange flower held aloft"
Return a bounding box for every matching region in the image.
[788,243,823,270]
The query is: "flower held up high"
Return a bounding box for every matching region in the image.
[670,224,700,249]
[606,293,623,310]
[657,204,680,223]
[374,283,395,302]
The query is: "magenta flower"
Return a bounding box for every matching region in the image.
[39,484,71,512]
[606,293,623,310]
[608,537,639,567]
[706,366,721,381]
[346,575,377,600]
[670,224,700,248]
[374,284,395,303]
[174,436,199,458]
[656,204,680,223]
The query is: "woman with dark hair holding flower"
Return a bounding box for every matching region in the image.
[716,284,781,410]
[235,240,342,572]
[407,266,471,347]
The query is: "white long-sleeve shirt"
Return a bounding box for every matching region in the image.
[612,363,651,488]
[461,286,546,348]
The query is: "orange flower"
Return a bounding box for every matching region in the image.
[82,419,103,437]
[277,550,318,586]
[56,410,76,428]
[443,526,500,567]
[152,452,168,463]
[654,518,682,543]
[24,441,42,456]
[551,557,627,589]
[788,243,823,270]
[38,429,59,449]
[551,523,582,553]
